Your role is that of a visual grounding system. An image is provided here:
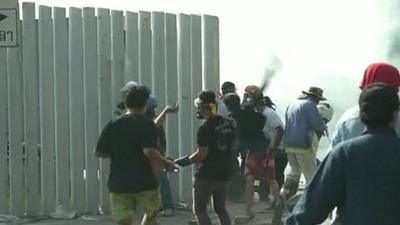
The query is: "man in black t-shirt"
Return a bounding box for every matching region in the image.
[175,91,238,225]
[95,85,178,225]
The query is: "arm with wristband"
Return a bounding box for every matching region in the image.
[175,146,209,167]
[175,122,211,167]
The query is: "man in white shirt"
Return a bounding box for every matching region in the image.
[218,81,236,117]
[330,63,400,150]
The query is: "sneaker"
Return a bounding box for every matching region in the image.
[287,193,302,212]
[234,214,255,225]
[188,219,198,225]
[264,200,276,211]
[160,208,174,217]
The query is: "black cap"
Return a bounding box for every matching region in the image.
[198,91,216,104]
[223,93,241,111]
[359,82,400,128]
[221,81,236,95]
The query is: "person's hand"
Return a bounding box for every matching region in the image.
[116,101,126,110]
[262,158,275,168]
[267,147,277,158]
[151,159,164,172]
[262,158,268,168]
[174,155,191,167]
[164,160,180,172]
[165,103,179,113]
[262,147,276,167]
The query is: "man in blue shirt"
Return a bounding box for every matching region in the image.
[286,83,400,225]
[281,87,326,200]
[326,63,400,224]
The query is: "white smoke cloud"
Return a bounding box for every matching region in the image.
[218,0,397,158]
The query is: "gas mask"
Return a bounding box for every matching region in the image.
[242,85,265,111]
[241,93,255,109]
[241,92,264,112]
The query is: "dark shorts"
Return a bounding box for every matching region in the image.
[244,151,275,182]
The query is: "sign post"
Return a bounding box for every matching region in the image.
[0,0,18,47]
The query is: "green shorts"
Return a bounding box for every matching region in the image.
[110,189,161,222]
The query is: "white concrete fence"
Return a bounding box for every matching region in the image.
[0,2,220,217]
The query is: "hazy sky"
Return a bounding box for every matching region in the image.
[26,0,400,157]
[27,0,395,86]
[28,0,398,98]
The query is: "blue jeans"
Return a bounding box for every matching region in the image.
[155,170,174,209]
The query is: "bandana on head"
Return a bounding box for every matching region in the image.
[360,63,400,90]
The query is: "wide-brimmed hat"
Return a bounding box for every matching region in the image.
[300,86,326,100]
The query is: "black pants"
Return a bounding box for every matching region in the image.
[193,178,231,225]
[275,151,288,188]
[227,157,245,201]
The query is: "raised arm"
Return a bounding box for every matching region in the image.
[143,120,178,172]
[306,103,326,137]
[154,103,179,126]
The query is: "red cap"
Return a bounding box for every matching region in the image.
[360,63,400,90]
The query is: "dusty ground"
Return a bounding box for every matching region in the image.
[4,195,331,225]
[3,200,288,225]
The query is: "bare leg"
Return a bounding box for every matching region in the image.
[270,179,282,205]
[141,214,157,225]
[271,179,284,225]
[245,178,255,219]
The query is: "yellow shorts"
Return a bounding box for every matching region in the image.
[110,189,161,222]
[286,147,314,155]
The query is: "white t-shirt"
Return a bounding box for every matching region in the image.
[328,105,400,153]
[217,100,230,118]
[262,106,284,149]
